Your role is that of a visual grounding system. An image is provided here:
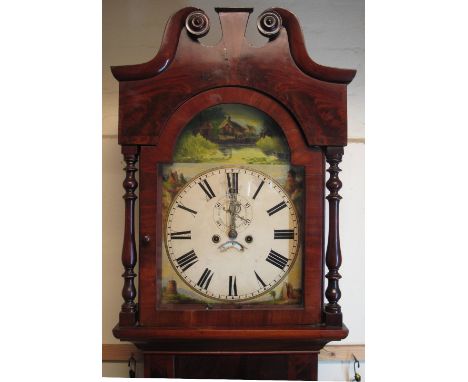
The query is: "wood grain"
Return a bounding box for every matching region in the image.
[102,343,365,362]
[112,8,355,147]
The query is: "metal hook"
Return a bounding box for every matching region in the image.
[353,354,360,370]
[128,353,136,378]
[352,354,361,381]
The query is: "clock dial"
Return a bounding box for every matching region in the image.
[165,167,300,302]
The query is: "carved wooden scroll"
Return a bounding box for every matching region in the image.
[324,146,344,326]
[119,145,139,326]
[111,7,356,147]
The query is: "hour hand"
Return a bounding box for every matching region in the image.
[227,172,238,195]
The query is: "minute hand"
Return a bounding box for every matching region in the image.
[227,193,238,239]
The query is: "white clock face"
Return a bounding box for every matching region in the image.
[165,167,300,302]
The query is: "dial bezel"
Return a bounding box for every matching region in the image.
[163,165,301,303]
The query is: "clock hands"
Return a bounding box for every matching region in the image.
[220,173,253,247]
[226,189,241,239]
[219,194,250,252]
[223,201,247,224]
[218,179,243,249]
[234,212,249,224]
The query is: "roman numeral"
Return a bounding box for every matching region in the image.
[266,250,289,270]
[170,230,191,240]
[267,201,287,216]
[227,172,238,194]
[252,180,264,200]
[228,276,237,296]
[177,204,197,215]
[274,229,295,239]
[254,271,267,288]
[198,179,216,199]
[175,250,198,271]
[197,268,214,290]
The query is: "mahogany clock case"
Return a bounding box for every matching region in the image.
[111,5,355,378]
[138,87,325,327]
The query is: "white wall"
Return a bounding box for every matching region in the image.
[103,1,364,380]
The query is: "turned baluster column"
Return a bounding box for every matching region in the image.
[119,145,139,326]
[324,146,344,326]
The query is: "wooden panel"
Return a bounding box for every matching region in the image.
[174,354,290,380]
[102,343,364,362]
[143,354,174,378]
[103,344,140,362]
[320,344,365,361]
[288,353,318,380]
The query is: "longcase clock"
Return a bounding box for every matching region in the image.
[111,7,355,380]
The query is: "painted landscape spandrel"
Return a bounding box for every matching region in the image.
[173,104,290,164]
[161,103,303,306]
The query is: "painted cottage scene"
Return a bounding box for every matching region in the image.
[173,104,290,164]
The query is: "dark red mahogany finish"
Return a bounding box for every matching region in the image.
[112,7,355,380]
[119,146,139,326]
[138,88,324,328]
[112,7,353,147]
